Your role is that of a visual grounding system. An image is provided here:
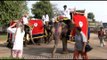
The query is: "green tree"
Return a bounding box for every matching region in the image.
[87,12,95,19]
[0,1,28,27]
[31,1,53,19]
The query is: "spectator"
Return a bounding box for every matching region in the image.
[73,27,88,59]
[7,21,25,58]
[98,27,106,47]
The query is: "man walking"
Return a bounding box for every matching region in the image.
[98,27,106,47]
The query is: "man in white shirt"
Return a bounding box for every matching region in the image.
[62,5,72,31]
[42,12,49,26]
[62,5,71,20]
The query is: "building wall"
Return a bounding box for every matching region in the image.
[88,19,102,32]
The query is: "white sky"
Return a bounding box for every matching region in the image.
[27,1,107,22]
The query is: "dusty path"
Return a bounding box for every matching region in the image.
[0,33,107,59]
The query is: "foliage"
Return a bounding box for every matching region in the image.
[87,12,95,19]
[31,1,53,19]
[0,34,7,41]
[0,1,28,26]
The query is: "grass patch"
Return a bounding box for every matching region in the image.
[0,57,25,60]
[0,34,7,41]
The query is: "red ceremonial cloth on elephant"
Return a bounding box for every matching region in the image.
[71,14,88,38]
[28,19,44,35]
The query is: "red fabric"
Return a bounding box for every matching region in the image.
[71,28,76,36]
[9,21,16,40]
[59,15,64,20]
[29,19,44,35]
[10,21,15,26]
[72,14,88,38]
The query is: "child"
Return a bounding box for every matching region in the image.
[7,20,25,58]
[73,27,88,59]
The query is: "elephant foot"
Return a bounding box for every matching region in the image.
[51,53,55,58]
[24,44,27,47]
[37,43,41,46]
[62,51,69,54]
[24,42,27,47]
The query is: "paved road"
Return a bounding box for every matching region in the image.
[0,33,107,59]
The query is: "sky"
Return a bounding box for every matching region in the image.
[27,1,107,22]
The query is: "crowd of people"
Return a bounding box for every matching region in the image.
[6,5,106,59]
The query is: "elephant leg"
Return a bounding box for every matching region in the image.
[24,33,31,46]
[52,34,59,58]
[44,37,48,44]
[49,28,54,43]
[29,33,35,45]
[48,32,51,44]
[24,33,27,47]
[52,44,57,58]
[44,29,48,44]
[49,33,53,43]
[24,40,27,47]
[62,35,68,54]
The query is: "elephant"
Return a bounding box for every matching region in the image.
[51,16,73,57]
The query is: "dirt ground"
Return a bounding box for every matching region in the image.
[0,33,107,59]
